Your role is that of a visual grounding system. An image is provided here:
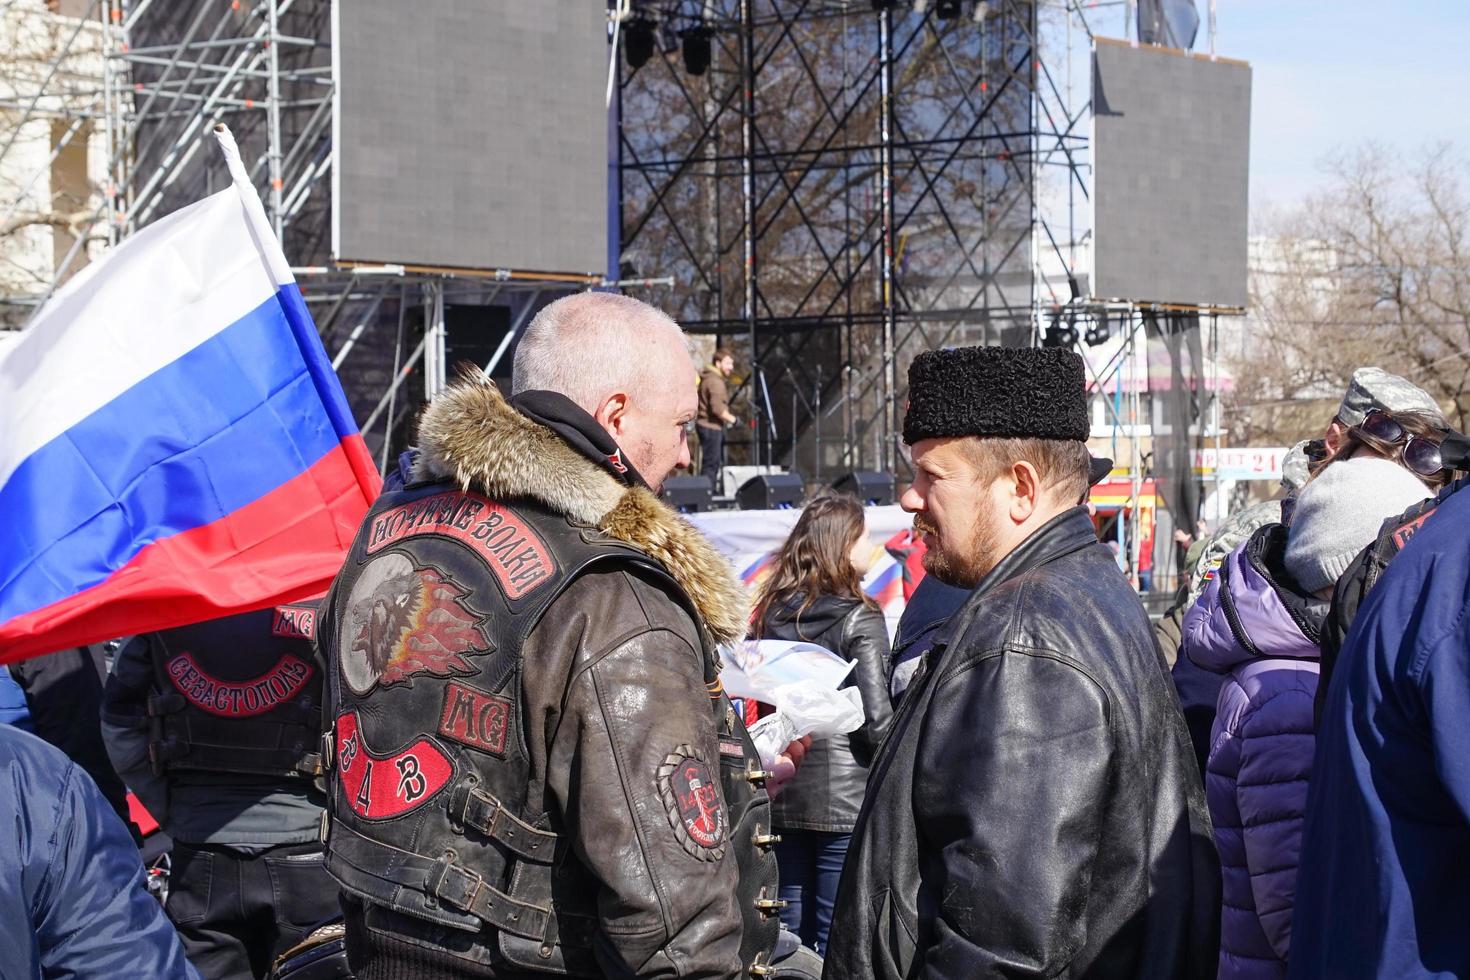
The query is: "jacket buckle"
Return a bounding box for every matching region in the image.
[319,727,335,771]
[749,954,776,977]
[752,827,782,848]
[744,767,774,784]
[753,888,787,915]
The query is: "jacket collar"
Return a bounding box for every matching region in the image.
[411,375,750,648]
[969,505,1101,602]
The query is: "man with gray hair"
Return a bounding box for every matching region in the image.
[318,292,804,978]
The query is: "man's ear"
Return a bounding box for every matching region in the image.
[594,392,631,438]
[1008,460,1042,523]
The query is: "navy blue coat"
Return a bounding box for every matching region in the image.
[1289,480,1470,979]
[0,724,198,979]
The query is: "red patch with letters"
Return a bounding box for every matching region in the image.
[1392,511,1433,550]
[437,681,513,756]
[364,492,556,599]
[167,653,313,717]
[656,746,726,859]
[271,603,317,640]
[335,711,453,820]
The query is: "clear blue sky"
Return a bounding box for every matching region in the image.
[1217,0,1470,213]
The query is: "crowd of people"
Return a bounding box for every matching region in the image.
[4,291,1469,980]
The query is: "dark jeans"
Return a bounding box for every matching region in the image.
[775,830,851,954]
[697,424,724,489]
[166,840,340,980]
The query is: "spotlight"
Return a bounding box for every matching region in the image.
[971,0,993,22]
[936,0,962,18]
[912,0,929,13]
[1043,308,1079,348]
[681,26,712,76]
[1084,312,1112,347]
[624,17,655,70]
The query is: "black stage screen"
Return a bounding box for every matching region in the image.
[1091,38,1251,308]
[333,2,608,275]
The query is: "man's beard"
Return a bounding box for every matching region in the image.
[915,510,1003,589]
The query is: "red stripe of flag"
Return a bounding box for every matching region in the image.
[0,438,376,664]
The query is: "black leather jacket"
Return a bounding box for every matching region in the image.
[825,507,1220,979]
[757,595,893,833]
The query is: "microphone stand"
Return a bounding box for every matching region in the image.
[756,368,778,470]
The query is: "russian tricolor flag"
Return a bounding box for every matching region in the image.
[0,125,380,664]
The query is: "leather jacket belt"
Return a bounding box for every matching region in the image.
[448,780,559,864]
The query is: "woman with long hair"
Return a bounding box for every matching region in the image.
[750,492,893,955]
[1183,408,1451,979]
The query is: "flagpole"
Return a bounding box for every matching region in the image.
[212,122,293,286]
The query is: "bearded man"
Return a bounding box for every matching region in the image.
[318,293,803,979]
[824,346,1219,979]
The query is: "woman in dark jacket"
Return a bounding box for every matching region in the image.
[751,492,894,954]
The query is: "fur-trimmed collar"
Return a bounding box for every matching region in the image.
[413,376,750,648]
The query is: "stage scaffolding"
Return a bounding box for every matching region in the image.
[616,0,1109,479]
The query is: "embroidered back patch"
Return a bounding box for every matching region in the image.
[364,491,556,599]
[656,745,726,860]
[338,552,489,696]
[335,711,453,820]
[437,681,513,757]
[167,653,313,717]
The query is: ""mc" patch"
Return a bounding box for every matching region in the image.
[437,681,513,757]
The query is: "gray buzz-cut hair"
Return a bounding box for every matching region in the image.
[511,292,688,412]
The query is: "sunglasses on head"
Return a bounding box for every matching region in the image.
[1353,409,1447,480]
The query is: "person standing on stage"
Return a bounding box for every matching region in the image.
[698,347,738,491]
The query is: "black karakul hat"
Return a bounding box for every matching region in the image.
[903,345,1090,445]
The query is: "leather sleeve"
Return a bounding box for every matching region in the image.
[99,635,171,824]
[545,604,744,978]
[913,649,1112,979]
[843,606,895,760]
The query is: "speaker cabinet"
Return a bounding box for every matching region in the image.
[661,475,713,514]
[736,472,805,510]
[831,470,894,506]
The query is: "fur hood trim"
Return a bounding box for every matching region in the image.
[413,375,750,647]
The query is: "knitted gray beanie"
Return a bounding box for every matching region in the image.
[1284,455,1433,595]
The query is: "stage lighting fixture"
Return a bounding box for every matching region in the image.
[1043,309,1079,348]
[624,17,655,70]
[681,26,712,76]
[935,0,962,18]
[972,0,994,22]
[912,0,929,13]
[1084,312,1112,347]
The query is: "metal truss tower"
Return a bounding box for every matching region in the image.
[617,0,1096,479]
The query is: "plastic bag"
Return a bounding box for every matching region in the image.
[745,681,866,771]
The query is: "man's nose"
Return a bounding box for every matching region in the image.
[677,440,692,471]
[899,485,924,514]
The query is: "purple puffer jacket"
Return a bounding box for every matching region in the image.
[1182,523,1323,980]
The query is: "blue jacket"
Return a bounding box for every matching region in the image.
[0,724,198,979]
[1289,480,1470,979]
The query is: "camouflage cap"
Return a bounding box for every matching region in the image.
[1187,499,1283,606]
[1336,367,1445,428]
[1279,439,1321,493]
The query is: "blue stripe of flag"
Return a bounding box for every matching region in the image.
[0,284,343,623]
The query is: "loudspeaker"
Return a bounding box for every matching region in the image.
[661,476,713,514]
[832,470,894,506]
[737,472,805,511]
